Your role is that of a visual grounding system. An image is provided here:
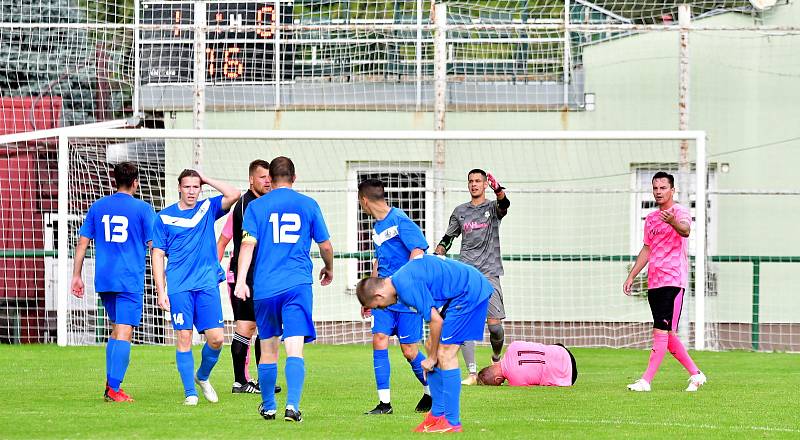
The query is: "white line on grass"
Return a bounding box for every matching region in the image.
[525,417,800,434]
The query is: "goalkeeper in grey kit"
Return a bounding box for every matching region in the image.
[434,169,510,385]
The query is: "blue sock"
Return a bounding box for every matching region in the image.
[196,343,222,381]
[441,368,462,426]
[285,357,305,410]
[373,349,391,395]
[105,338,117,386]
[429,368,445,417]
[176,350,197,397]
[407,351,427,386]
[258,363,278,411]
[108,339,131,392]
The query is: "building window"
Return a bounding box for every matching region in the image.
[347,165,431,288]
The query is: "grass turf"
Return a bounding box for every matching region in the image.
[0,344,798,439]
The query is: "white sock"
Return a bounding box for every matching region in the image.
[423,385,430,395]
[377,389,391,404]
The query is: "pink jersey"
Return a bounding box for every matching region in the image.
[221,214,234,283]
[500,341,574,387]
[643,203,690,289]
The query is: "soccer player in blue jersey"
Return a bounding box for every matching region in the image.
[152,169,240,405]
[234,156,334,423]
[356,255,493,433]
[71,162,156,402]
[357,179,431,415]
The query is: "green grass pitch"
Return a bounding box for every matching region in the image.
[0,344,798,439]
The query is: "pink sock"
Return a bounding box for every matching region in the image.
[244,343,252,383]
[668,333,700,375]
[642,331,669,383]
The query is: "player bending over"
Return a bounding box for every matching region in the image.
[623,171,706,392]
[357,179,431,415]
[72,162,156,402]
[152,169,240,405]
[357,255,493,433]
[477,341,577,387]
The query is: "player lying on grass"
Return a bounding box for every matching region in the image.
[476,341,577,387]
[356,255,493,433]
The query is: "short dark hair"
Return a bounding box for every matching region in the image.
[113,162,138,188]
[249,159,270,176]
[269,156,295,182]
[652,171,675,188]
[477,364,503,386]
[357,179,385,202]
[178,169,201,185]
[468,169,487,180]
[355,277,384,306]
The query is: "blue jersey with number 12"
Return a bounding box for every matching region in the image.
[79,192,156,294]
[243,187,330,300]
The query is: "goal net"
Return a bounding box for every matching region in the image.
[47,129,714,349]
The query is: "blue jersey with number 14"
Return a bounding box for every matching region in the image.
[79,192,156,294]
[243,187,330,300]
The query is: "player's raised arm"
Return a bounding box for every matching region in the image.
[71,236,91,298]
[487,172,510,219]
[198,171,240,210]
[318,240,334,286]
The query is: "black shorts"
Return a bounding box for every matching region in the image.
[647,286,685,332]
[555,343,578,385]
[228,282,256,322]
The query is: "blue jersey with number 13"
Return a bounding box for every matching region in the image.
[79,192,156,294]
[243,187,330,300]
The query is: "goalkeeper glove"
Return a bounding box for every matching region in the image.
[487,172,506,194]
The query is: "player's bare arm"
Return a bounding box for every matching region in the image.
[422,307,443,371]
[151,248,170,311]
[70,236,91,298]
[623,245,651,295]
[318,240,334,286]
[660,210,691,237]
[234,236,256,300]
[196,171,241,210]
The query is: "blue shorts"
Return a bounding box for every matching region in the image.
[254,284,316,343]
[168,288,224,332]
[372,308,423,344]
[99,292,143,327]
[440,298,490,345]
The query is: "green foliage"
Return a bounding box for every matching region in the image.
[0,344,798,439]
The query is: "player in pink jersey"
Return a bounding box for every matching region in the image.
[476,341,577,387]
[623,171,706,392]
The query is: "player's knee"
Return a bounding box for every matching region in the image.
[488,323,504,343]
[206,334,224,349]
[372,333,389,350]
[113,324,134,341]
[400,343,418,360]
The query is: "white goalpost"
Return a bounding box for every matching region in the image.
[53,128,707,350]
